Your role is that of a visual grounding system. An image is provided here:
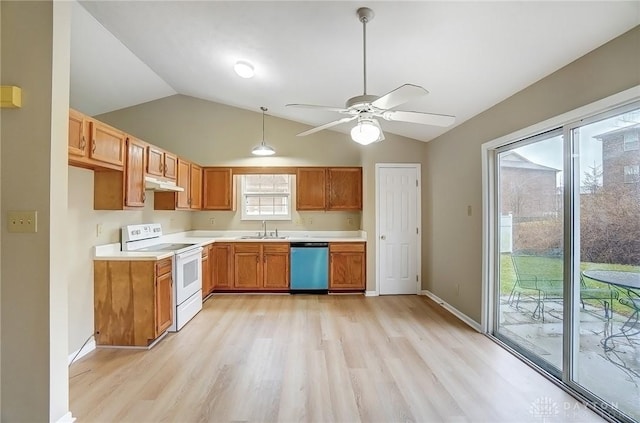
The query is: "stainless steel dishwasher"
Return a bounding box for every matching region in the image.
[290,242,329,294]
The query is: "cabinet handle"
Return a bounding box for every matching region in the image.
[80,135,86,151]
[164,164,168,174]
[159,161,163,172]
[143,192,146,202]
[92,139,96,154]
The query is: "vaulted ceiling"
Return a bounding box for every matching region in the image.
[70,1,640,142]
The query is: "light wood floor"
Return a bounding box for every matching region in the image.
[70,295,604,422]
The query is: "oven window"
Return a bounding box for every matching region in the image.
[183,258,199,289]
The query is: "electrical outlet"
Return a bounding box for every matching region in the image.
[209,218,216,225]
[8,210,37,233]
[96,223,103,237]
[307,217,313,225]
[347,217,354,226]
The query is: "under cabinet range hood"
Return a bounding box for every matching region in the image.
[144,176,184,192]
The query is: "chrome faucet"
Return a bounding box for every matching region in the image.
[262,220,267,237]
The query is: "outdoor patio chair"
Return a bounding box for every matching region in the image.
[508,254,617,322]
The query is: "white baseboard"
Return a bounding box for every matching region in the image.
[68,336,96,365]
[364,290,379,297]
[420,290,482,332]
[55,411,76,423]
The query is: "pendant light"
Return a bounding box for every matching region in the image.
[251,107,276,156]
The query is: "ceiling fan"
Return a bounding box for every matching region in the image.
[287,7,455,145]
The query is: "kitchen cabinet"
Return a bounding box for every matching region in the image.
[327,167,362,210]
[329,242,366,291]
[203,167,234,210]
[201,244,213,299]
[232,243,289,291]
[295,167,362,211]
[93,136,146,210]
[296,167,326,210]
[212,243,234,290]
[154,159,202,210]
[94,257,173,347]
[147,146,177,182]
[68,109,125,171]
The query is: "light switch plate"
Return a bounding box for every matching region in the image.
[8,210,37,233]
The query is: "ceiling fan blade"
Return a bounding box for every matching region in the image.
[371,84,429,110]
[296,116,357,137]
[286,103,349,113]
[382,110,455,127]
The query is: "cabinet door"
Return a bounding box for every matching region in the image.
[176,159,191,209]
[201,245,212,299]
[155,270,173,336]
[164,152,177,181]
[233,244,261,289]
[125,137,146,208]
[68,109,89,158]
[190,164,203,210]
[89,120,126,169]
[147,146,165,177]
[212,243,233,289]
[263,244,290,290]
[296,167,326,210]
[327,167,362,210]
[329,243,366,290]
[203,167,234,210]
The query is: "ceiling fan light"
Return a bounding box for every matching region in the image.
[351,120,381,145]
[234,61,255,78]
[251,142,275,156]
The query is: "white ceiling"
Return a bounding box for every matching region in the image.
[70,1,640,142]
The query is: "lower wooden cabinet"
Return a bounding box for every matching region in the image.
[329,243,366,291]
[201,244,213,299]
[232,243,290,291]
[212,243,234,290]
[94,257,173,347]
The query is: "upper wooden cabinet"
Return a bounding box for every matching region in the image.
[296,167,326,210]
[94,136,146,210]
[68,109,125,171]
[154,159,202,211]
[327,167,362,210]
[203,167,234,210]
[296,167,362,211]
[147,146,177,182]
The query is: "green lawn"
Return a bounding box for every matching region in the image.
[499,253,640,316]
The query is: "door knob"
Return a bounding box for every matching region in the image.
[380,235,386,240]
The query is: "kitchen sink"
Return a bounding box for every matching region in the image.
[237,235,288,240]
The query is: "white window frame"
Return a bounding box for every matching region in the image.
[240,174,292,221]
[623,131,639,151]
[623,164,640,183]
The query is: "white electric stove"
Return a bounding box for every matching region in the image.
[122,224,203,332]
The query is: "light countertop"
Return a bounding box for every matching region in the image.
[94,230,366,260]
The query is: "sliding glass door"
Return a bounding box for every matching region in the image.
[494,130,564,374]
[491,101,640,422]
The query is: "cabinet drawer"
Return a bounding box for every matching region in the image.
[329,243,365,253]
[233,243,261,254]
[263,243,290,253]
[156,257,173,276]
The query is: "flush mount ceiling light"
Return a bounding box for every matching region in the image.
[251,107,276,156]
[350,116,382,145]
[234,60,254,78]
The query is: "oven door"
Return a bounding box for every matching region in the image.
[174,247,203,305]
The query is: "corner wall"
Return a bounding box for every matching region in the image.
[423,25,640,323]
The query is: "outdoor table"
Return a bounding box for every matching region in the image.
[583,270,640,351]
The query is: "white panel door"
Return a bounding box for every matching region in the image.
[378,165,419,295]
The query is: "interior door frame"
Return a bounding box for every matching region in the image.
[375,163,422,296]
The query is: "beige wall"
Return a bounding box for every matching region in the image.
[1,1,71,421]
[423,25,640,323]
